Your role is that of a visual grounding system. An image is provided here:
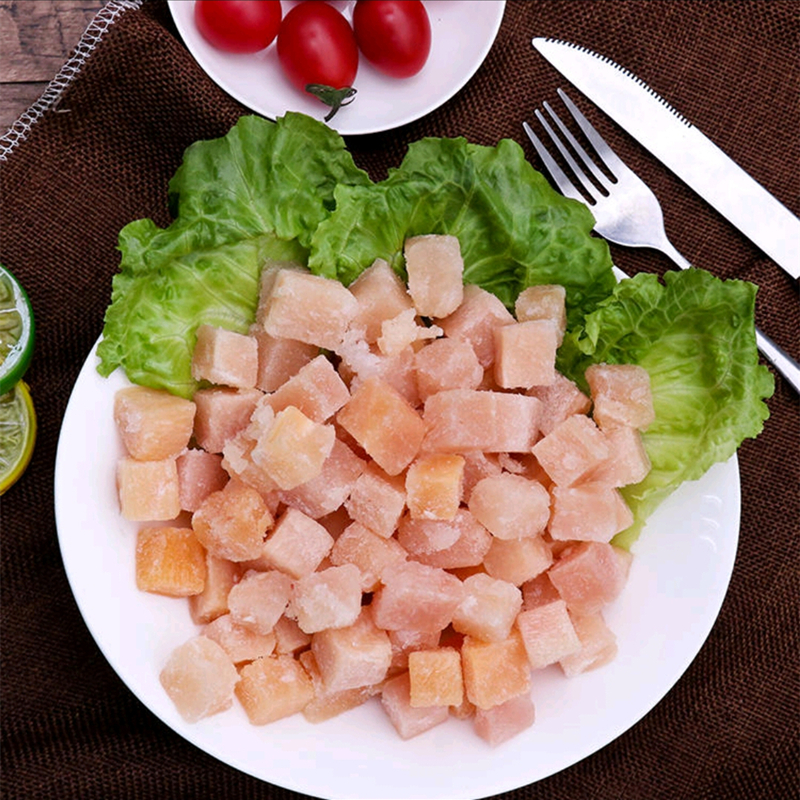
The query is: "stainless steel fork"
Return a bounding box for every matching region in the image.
[523,89,800,394]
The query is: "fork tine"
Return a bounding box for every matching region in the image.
[557,89,630,178]
[542,100,614,192]
[522,121,585,205]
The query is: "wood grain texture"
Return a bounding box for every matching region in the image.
[0,0,105,130]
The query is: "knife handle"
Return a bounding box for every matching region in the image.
[755,330,800,394]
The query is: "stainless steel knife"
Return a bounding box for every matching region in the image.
[532,37,800,280]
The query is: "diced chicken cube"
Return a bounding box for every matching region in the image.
[189,553,241,625]
[526,372,592,436]
[135,526,206,597]
[299,650,378,723]
[549,482,634,542]
[467,474,550,539]
[482,535,552,586]
[260,268,359,350]
[516,599,582,669]
[114,386,196,461]
[531,414,609,486]
[117,457,181,521]
[348,258,415,343]
[452,573,522,643]
[461,629,531,710]
[330,522,408,592]
[587,425,652,487]
[191,480,273,562]
[249,326,318,393]
[203,613,277,663]
[273,615,312,655]
[193,387,263,454]
[439,284,515,367]
[408,647,463,707]
[585,363,655,430]
[345,463,406,538]
[191,324,258,389]
[473,693,536,746]
[159,636,238,723]
[176,449,228,512]
[405,454,464,521]
[397,508,492,570]
[388,628,441,673]
[259,507,334,579]
[559,610,618,677]
[514,284,567,343]
[228,569,293,634]
[380,671,450,739]
[520,571,561,611]
[493,320,559,389]
[404,234,464,318]
[292,565,363,634]
[311,607,392,692]
[372,561,464,633]
[236,654,314,724]
[251,406,335,490]
[265,354,350,423]
[377,308,441,357]
[413,337,483,401]
[337,377,426,476]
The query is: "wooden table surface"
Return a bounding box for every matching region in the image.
[0,0,106,132]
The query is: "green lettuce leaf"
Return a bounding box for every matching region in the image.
[308,136,616,327]
[559,268,774,548]
[97,113,371,396]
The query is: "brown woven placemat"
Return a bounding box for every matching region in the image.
[1,1,798,798]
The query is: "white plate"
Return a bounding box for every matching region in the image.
[55,339,740,800]
[168,0,506,135]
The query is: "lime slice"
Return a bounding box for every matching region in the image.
[0,381,37,494]
[0,264,35,396]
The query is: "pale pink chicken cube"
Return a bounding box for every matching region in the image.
[547,541,631,614]
[279,438,366,519]
[439,284,515,367]
[189,553,241,624]
[291,564,363,634]
[203,613,277,663]
[193,387,263,454]
[482,535,553,586]
[377,308,442,357]
[493,320,559,389]
[559,610,618,677]
[460,451,503,501]
[452,573,523,643]
[330,522,408,592]
[257,507,334,578]
[260,268,358,350]
[114,386,196,461]
[372,561,464,633]
[422,390,542,454]
[236,654,314,724]
[587,425,652,487]
[585,363,655,430]
[176,449,228,512]
[348,257,415,343]
[520,571,561,611]
[531,414,609,486]
[336,377,426,476]
[404,234,464,318]
[159,636,238,723]
[117,457,181,521]
[344,463,406,538]
[549,482,634,542]
[467,474,550,539]
[265,354,350,422]
[461,629,531,710]
[191,480,273,562]
[473,693,536,746]
[299,650,379,723]
[527,372,592,436]
[311,606,392,692]
[514,284,567,343]
[380,671,450,739]
[516,599,582,669]
[250,406,335,490]
[228,569,293,634]
[273,615,312,655]
[191,324,258,389]
[413,337,483,401]
[397,508,492,570]
[388,628,441,673]
[405,454,464,521]
[249,326,318,393]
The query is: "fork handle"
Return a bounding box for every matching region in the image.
[658,243,800,393]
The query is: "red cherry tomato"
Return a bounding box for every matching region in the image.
[352,0,431,79]
[195,0,282,54]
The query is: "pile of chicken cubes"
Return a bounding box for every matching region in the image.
[114,234,654,746]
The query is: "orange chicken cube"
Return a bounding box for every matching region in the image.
[408,647,463,707]
[236,654,314,724]
[461,629,531,710]
[405,454,465,521]
[117,457,181,521]
[135,526,206,597]
[188,553,241,624]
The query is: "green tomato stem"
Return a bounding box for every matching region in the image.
[305,84,357,122]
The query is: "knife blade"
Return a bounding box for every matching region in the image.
[532,37,800,280]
